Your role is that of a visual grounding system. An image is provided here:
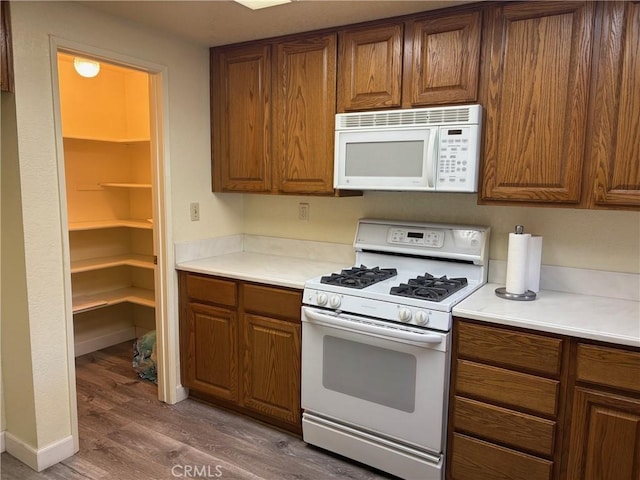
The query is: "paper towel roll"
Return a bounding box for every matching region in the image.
[505,232,530,294]
[527,235,543,293]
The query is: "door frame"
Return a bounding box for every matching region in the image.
[49,37,183,451]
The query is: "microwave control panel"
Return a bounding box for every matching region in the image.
[437,125,479,191]
[387,228,444,248]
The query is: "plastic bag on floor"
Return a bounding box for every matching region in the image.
[133,330,157,383]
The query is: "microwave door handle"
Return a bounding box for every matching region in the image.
[426,129,437,189]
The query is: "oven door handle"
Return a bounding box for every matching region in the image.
[302,308,443,345]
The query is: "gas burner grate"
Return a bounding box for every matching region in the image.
[321,265,398,289]
[390,274,468,302]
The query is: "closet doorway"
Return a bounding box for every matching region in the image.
[55,50,168,404]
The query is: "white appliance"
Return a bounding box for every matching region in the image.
[334,105,482,192]
[301,218,490,480]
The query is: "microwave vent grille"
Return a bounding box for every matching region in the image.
[336,105,480,129]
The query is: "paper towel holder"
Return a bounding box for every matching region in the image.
[495,224,538,301]
[495,286,536,301]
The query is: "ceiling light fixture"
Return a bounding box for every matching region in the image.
[73,57,101,78]
[234,0,291,10]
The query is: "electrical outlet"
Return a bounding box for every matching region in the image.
[298,203,310,221]
[190,202,200,221]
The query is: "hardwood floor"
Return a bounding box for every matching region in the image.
[1,342,396,480]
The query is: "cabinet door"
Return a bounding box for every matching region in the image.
[480,2,594,203]
[273,34,337,194]
[405,10,481,107]
[211,44,271,192]
[183,302,238,402]
[241,314,301,429]
[1,0,13,92]
[566,388,640,480]
[337,23,403,112]
[588,1,640,209]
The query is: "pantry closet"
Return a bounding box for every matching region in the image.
[57,52,158,365]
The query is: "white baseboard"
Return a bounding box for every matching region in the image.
[1,431,5,452]
[74,327,136,357]
[175,384,189,403]
[5,432,75,471]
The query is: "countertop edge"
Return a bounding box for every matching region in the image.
[453,283,640,348]
[176,263,305,290]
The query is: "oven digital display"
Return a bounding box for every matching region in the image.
[448,129,463,135]
[407,232,423,239]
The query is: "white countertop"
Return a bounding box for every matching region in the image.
[176,251,349,290]
[453,283,640,348]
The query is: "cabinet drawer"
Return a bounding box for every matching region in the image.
[451,433,553,480]
[456,359,559,416]
[185,274,237,307]
[576,344,640,394]
[242,284,301,322]
[453,396,556,457]
[457,321,563,376]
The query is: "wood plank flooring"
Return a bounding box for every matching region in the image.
[1,342,397,480]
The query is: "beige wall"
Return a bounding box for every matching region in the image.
[1,90,39,447]
[243,192,640,274]
[6,0,242,464]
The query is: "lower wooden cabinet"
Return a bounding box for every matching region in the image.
[448,318,640,480]
[179,271,302,434]
[565,343,640,480]
[448,319,563,480]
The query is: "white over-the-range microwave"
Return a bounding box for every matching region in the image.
[334,104,482,192]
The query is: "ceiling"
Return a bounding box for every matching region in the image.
[79,0,475,47]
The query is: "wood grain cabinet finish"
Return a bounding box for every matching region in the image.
[273,33,337,194]
[240,283,302,428]
[565,388,640,480]
[183,302,238,402]
[404,10,481,107]
[565,341,640,480]
[337,22,403,112]
[179,271,303,434]
[211,43,271,193]
[480,2,595,204]
[588,1,640,209]
[212,33,337,195]
[448,319,565,480]
[449,319,640,480]
[336,10,481,112]
[1,0,13,93]
[451,433,553,480]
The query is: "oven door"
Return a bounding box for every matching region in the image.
[301,306,450,454]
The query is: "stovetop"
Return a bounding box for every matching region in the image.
[302,219,490,331]
[321,266,398,290]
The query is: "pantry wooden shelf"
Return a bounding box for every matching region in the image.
[100,182,152,189]
[63,135,149,143]
[68,219,153,231]
[72,287,155,314]
[71,254,155,274]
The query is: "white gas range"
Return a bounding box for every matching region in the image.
[301,218,490,480]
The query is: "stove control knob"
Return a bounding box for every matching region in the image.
[329,295,342,308]
[316,293,328,306]
[398,308,412,322]
[414,311,429,325]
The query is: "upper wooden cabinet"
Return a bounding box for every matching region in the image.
[404,10,482,107]
[480,2,595,204]
[587,1,640,209]
[337,9,482,112]
[211,33,338,195]
[337,22,404,111]
[1,0,13,93]
[211,43,272,193]
[273,33,337,194]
